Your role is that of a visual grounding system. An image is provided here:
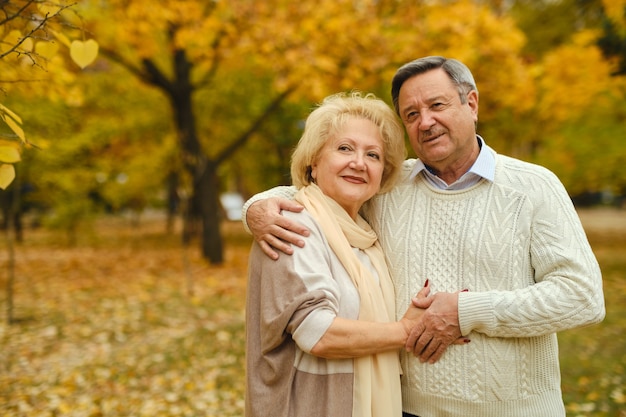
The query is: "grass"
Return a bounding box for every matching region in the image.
[0,208,624,416]
[559,208,626,416]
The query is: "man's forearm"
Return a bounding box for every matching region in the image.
[241,185,297,233]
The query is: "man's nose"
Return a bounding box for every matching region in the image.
[418,109,436,130]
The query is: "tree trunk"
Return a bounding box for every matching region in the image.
[4,169,20,324]
[199,161,223,264]
[105,48,228,264]
[165,171,180,234]
[167,49,225,264]
[131,47,294,264]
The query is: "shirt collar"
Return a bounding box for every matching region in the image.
[409,135,495,189]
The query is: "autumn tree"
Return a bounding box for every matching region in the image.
[11,0,609,263]
[529,30,623,191]
[74,0,406,264]
[597,0,626,75]
[0,0,74,188]
[504,0,626,198]
[0,0,97,323]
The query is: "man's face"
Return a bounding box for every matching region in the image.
[397,68,478,171]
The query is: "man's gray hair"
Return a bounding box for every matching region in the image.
[391,56,478,114]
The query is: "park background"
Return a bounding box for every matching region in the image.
[1,0,625,416]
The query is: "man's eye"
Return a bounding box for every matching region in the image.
[405,112,418,122]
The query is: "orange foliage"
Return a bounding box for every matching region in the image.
[536,30,616,126]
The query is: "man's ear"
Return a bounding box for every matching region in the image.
[467,90,479,122]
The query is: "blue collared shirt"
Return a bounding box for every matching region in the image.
[409,135,495,190]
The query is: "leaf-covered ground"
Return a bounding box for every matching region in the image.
[0,208,625,416]
[0,215,250,417]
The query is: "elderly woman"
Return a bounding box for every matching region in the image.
[245,92,426,417]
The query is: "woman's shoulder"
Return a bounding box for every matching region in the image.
[282,207,316,224]
[282,209,327,242]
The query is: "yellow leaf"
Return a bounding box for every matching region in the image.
[38,3,62,16]
[0,114,26,142]
[0,164,15,190]
[21,37,34,52]
[0,103,22,124]
[586,390,600,401]
[0,145,21,163]
[36,41,60,60]
[70,39,99,69]
[3,30,22,47]
[0,104,25,142]
[50,29,71,48]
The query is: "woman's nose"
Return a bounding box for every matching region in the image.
[350,153,366,169]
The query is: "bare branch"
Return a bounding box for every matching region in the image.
[0,1,75,61]
[214,86,297,166]
[0,0,32,27]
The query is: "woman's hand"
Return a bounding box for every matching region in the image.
[399,280,433,333]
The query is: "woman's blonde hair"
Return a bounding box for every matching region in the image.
[290,92,406,194]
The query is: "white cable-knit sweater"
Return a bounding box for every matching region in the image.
[243,148,605,417]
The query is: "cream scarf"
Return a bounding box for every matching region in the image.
[295,184,402,417]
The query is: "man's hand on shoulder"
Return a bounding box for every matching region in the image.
[247,197,309,260]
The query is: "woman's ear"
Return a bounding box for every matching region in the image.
[309,164,317,182]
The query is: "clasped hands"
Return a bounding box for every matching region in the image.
[247,197,467,364]
[401,280,467,364]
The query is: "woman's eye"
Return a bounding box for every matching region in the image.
[338,145,351,151]
[368,152,380,160]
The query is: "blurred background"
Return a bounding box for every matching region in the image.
[1,1,625,416]
[1,0,625,264]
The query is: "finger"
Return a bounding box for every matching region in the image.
[452,336,471,346]
[426,342,448,364]
[258,234,295,256]
[419,335,449,363]
[258,240,280,260]
[277,198,305,213]
[275,217,310,240]
[412,295,434,309]
[267,224,306,249]
[411,330,434,358]
[415,285,431,299]
[405,323,424,352]
[422,338,470,364]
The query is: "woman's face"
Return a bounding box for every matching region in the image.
[311,117,385,219]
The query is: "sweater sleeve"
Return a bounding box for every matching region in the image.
[256,210,346,354]
[458,165,606,338]
[241,185,298,233]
